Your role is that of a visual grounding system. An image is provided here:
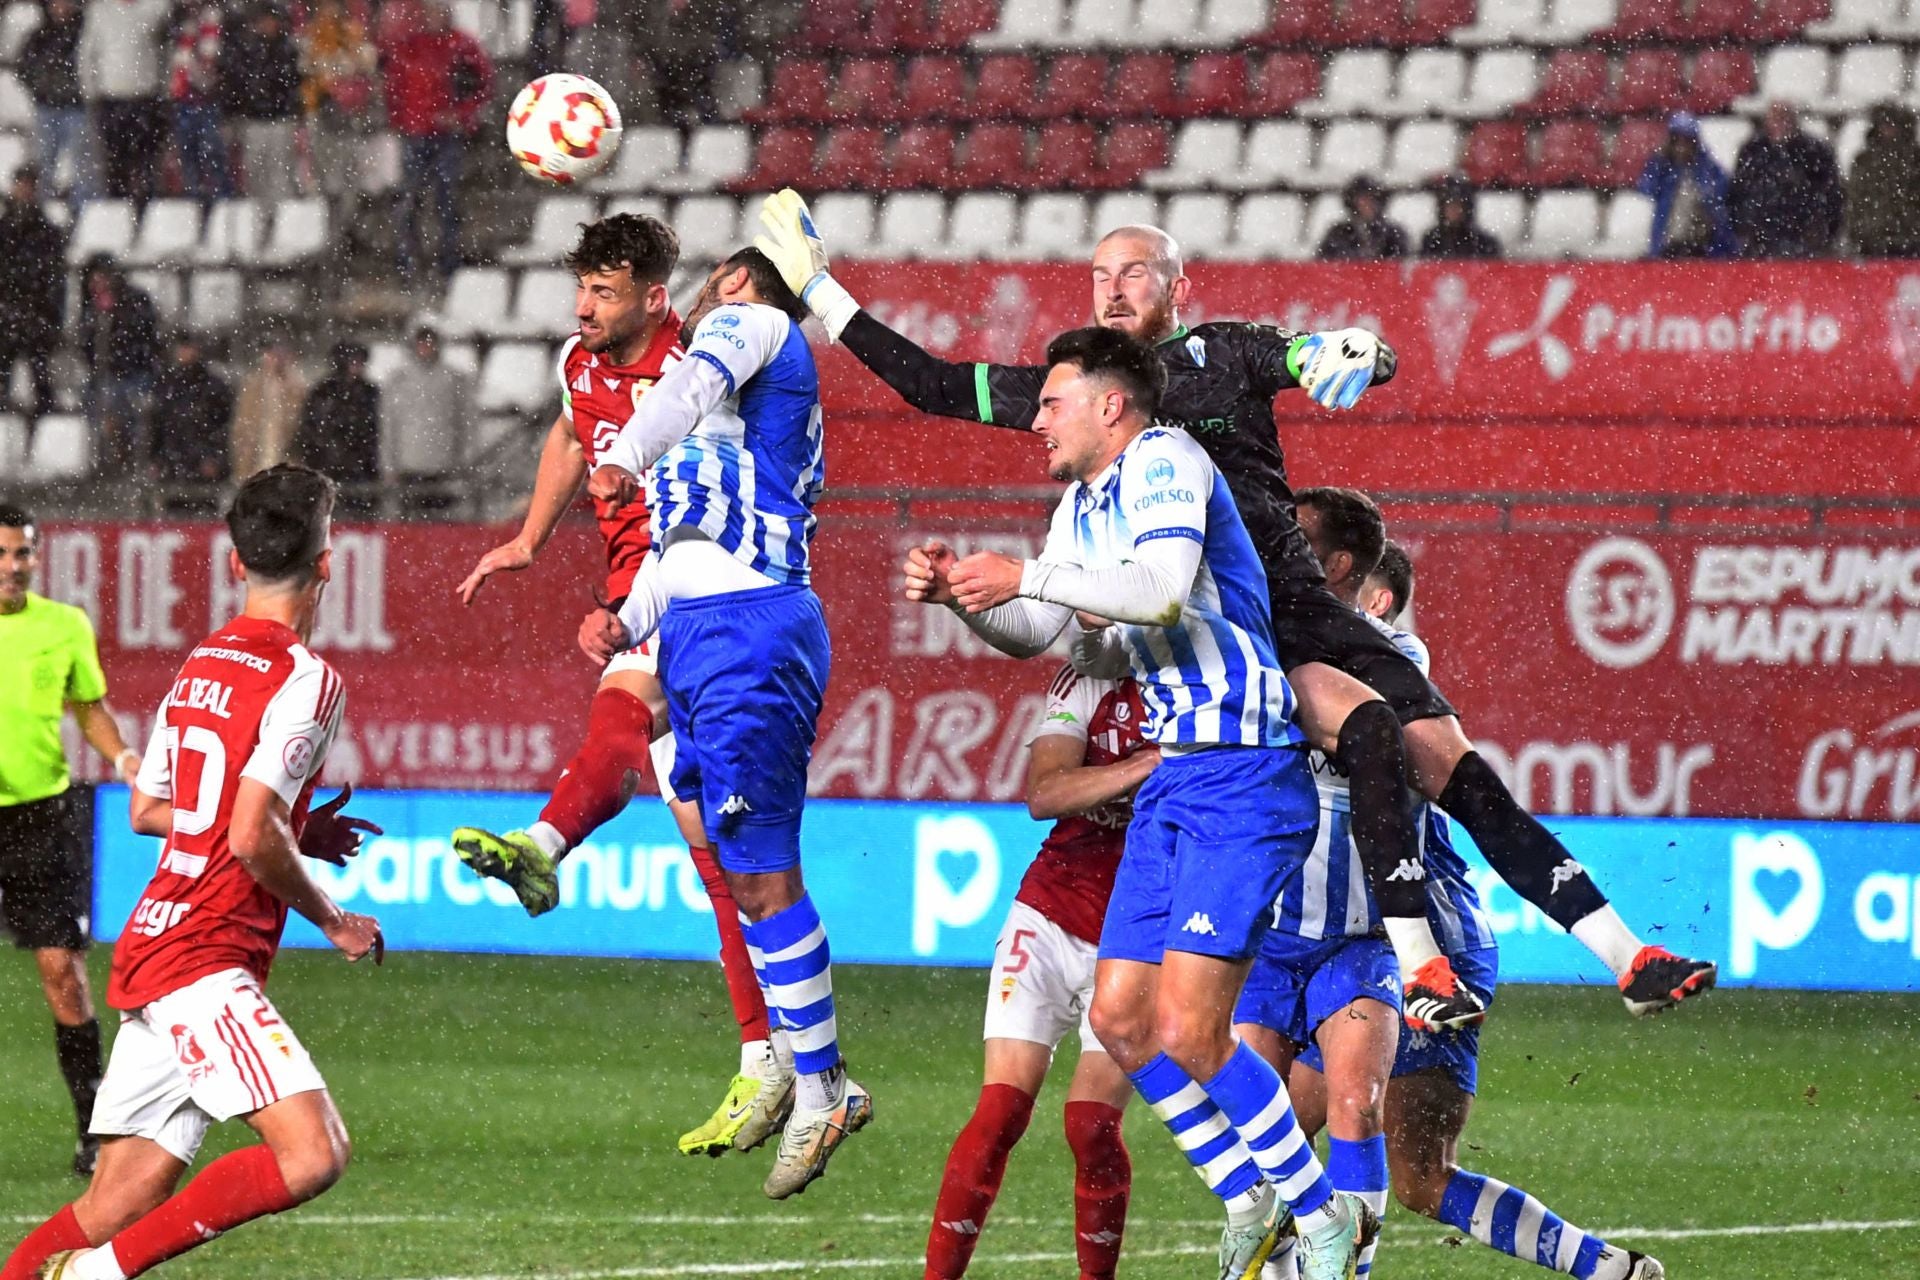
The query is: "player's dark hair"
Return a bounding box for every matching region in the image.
[564,212,680,286]
[1372,541,1415,623]
[1296,485,1386,581]
[226,464,337,584]
[1045,326,1167,419]
[719,246,806,322]
[0,503,37,542]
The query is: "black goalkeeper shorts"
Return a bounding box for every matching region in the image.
[0,790,92,951]
[1267,582,1458,727]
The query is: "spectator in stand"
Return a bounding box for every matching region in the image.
[19,0,94,207]
[0,167,69,430]
[302,0,380,212]
[1847,102,1920,259]
[148,331,233,508]
[167,0,231,201]
[380,324,470,510]
[629,0,737,125]
[220,1,306,199]
[229,329,306,480]
[78,255,161,474]
[293,339,380,509]
[1638,112,1736,259]
[1729,102,1843,258]
[384,0,493,285]
[77,0,172,204]
[1419,175,1502,259]
[1318,174,1408,260]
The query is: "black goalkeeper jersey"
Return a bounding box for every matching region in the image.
[839,312,1395,590]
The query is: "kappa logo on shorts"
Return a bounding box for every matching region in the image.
[718,794,754,816]
[1549,858,1586,893]
[1180,911,1217,936]
[1386,858,1426,882]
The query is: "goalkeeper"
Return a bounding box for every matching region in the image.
[754,193,1716,1029]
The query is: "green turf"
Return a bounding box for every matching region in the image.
[3,952,1918,1279]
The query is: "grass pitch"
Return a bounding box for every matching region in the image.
[3,952,1917,1279]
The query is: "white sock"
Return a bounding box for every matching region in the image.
[72,1245,128,1280]
[1225,1179,1273,1231]
[795,1061,846,1112]
[739,1037,773,1077]
[769,1028,796,1075]
[1383,916,1443,971]
[1260,1235,1299,1279]
[1570,905,1644,979]
[525,821,568,861]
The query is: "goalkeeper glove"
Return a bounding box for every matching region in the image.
[754,188,860,343]
[1289,328,1389,410]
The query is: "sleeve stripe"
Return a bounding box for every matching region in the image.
[1049,663,1078,701]
[689,347,736,396]
[973,363,993,423]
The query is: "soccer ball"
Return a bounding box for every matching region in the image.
[506,74,623,185]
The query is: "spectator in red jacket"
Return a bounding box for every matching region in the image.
[384,0,492,283]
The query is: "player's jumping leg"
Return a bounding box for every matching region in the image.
[3,1138,181,1280]
[1406,719,1717,1016]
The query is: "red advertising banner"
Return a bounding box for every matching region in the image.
[35,521,1920,822]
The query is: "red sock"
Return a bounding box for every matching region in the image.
[2,1205,89,1280]
[538,688,655,848]
[924,1083,1035,1280]
[1064,1101,1131,1280]
[687,843,771,1043]
[103,1146,296,1277]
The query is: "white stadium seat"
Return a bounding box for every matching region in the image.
[607,125,682,191]
[1301,194,1344,257]
[1385,192,1437,245]
[1147,120,1244,189]
[67,200,135,263]
[1305,120,1388,190]
[127,270,183,324]
[976,0,1066,47]
[478,343,552,413]
[1525,191,1601,259]
[1199,0,1267,42]
[1884,4,1920,37]
[658,126,751,193]
[1130,0,1203,46]
[0,3,40,61]
[603,194,669,221]
[1543,0,1618,41]
[670,196,740,260]
[0,71,31,128]
[0,414,24,473]
[1017,193,1089,259]
[943,193,1019,260]
[1463,50,1538,118]
[261,199,328,265]
[1164,192,1232,258]
[437,269,511,340]
[1816,46,1909,112]
[1301,51,1394,118]
[1597,192,1654,259]
[1806,0,1900,39]
[128,200,203,267]
[1386,50,1467,118]
[1699,116,1748,167]
[1476,191,1528,251]
[808,194,876,250]
[1065,0,1135,47]
[1091,191,1159,237]
[1386,121,1460,187]
[1739,46,1831,111]
[504,195,596,266]
[367,341,411,385]
[187,271,243,330]
[1833,116,1871,170]
[26,414,88,480]
[875,192,948,259]
[1458,0,1547,46]
[510,269,578,339]
[0,134,23,186]
[1229,193,1306,260]
[1227,121,1313,190]
[195,200,262,266]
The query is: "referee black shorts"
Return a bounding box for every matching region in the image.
[0,790,92,952]
[1267,581,1458,727]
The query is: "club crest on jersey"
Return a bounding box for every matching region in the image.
[999,974,1017,1003]
[1185,335,1207,367]
[1144,458,1177,486]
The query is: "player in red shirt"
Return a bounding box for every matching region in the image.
[924,663,1159,1280]
[451,213,779,1156]
[3,466,385,1280]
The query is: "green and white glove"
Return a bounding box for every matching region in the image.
[754,188,860,343]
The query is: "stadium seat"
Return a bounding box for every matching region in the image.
[1525,51,1610,116]
[1459,0,1548,45]
[124,270,178,327]
[661,126,750,192]
[744,59,830,124]
[1301,193,1344,254]
[1526,190,1602,257]
[1542,0,1622,42]
[1109,54,1177,119]
[1476,190,1529,247]
[672,196,740,260]
[976,0,1066,47]
[1163,191,1231,256]
[1260,0,1336,47]
[1308,120,1388,190]
[0,4,38,63]
[829,59,897,124]
[957,123,1031,188]
[734,128,816,192]
[1816,45,1909,111]
[874,191,948,257]
[1805,0,1898,38]
[1199,0,1269,44]
[1131,0,1205,47]
[943,192,1019,259]
[859,0,937,53]
[1386,121,1461,187]
[478,343,551,412]
[1753,0,1832,40]
[1229,192,1307,260]
[1686,49,1757,113]
[1248,52,1322,116]
[602,195,669,222]
[1462,49,1539,117]
[504,196,595,266]
[1331,0,1409,45]
[1035,54,1109,117]
[188,270,243,330]
[1302,51,1394,117]
[932,0,1002,48]
[1614,50,1686,114]
[194,200,260,266]
[0,134,22,187]
[0,71,30,128]
[899,56,969,120]
[1463,120,1530,186]
[0,415,23,474]
[888,124,958,189]
[1738,45,1830,108]
[1147,119,1244,188]
[1406,0,1478,41]
[259,199,327,266]
[1606,116,1669,186]
[1016,192,1089,258]
[1385,191,1438,244]
[1673,0,1758,39]
[1533,120,1604,185]
[805,193,875,249]
[1228,120,1314,190]
[25,414,87,480]
[509,270,575,338]
[1598,0,1681,41]
[1031,120,1101,188]
[1698,115,1748,164]
[1100,122,1170,188]
[817,126,888,189]
[1384,49,1467,117]
[970,54,1041,119]
[67,200,135,263]
[1833,114,1871,168]
[1181,53,1249,117]
[436,270,510,339]
[1598,190,1655,256]
[127,200,202,268]
[1091,190,1159,234]
[1064,0,1132,47]
[606,125,682,190]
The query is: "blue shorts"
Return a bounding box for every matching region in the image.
[1233,932,1401,1046]
[1098,746,1318,966]
[1296,944,1499,1096]
[657,584,829,875]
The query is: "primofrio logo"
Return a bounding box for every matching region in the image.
[1565,537,1675,669]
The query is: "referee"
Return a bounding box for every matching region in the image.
[0,505,141,1176]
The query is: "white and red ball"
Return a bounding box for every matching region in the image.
[506,74,623,185]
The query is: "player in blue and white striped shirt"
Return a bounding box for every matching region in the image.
[585,248,865,1203]
[908,328,1372,1280]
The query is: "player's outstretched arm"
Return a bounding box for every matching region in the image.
[231,779,383,963]
[1026,733,1159,822]
[901,540,1070,659]
[458,413,586,605]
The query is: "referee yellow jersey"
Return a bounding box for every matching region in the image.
[0,593,109,808]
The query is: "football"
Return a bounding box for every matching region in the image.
[506,73,623,185]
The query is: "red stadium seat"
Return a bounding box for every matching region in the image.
[1753,0,1830,38]
[1248,52,1322,116]
[1109,54,1177,119]
[743,59,831,124]
[1532,120,1604,186]
[1406,0,1478,42]
[1685,49,1756,114]
[1030,120,1101,189]
[1600,0,1682,42]
[1261,0,1335,47]
[1524,51,1610,116]
[956,122,1030,188]
[1099,122,1171,188]
[887,124,957,189]
[1181,54,1248,118]
[1606,117,1669,187]
[799,0,864,51]
[899,56,968,121]
[1463,120,1529,187]
[1672,0,1757,41]
[734,127,817,191]
[1036,54,1109,119]
[828,58,897,124]
[1614,50,1686,114]
[860,0,937,52]
[816,126,888,188]
[1331,0,1409,46]
[970,55,1039,120]
[931,0,1001,48]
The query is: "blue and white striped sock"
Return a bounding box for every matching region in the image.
[1329,1136,1389,1278]
[1439,1170,1630,1279]
[743,894,842,1110]
[1204,1041,1336,1218]
[1128,1053,1270,1225]
[737,914,797,1069]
